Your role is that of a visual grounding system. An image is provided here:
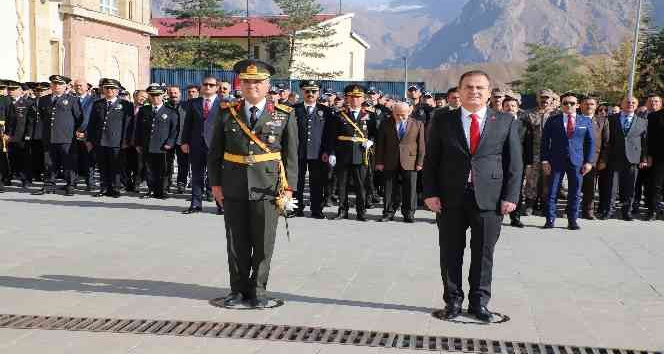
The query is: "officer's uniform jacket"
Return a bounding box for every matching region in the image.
[87,98,133,148]
[37,93,83,144]
[207,100,298,201]
[327,107,376,165]
[6,96,34,144]
[293,102,330,160]
[135,104,179,154]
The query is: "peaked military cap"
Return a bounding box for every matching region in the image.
[491,88,506,97]
[38,82,50,91]
[268,86,279,94]
[100,78,122,89]
[5,80,21,89]
[49,75,71,85]
[423,91,433,98]
[537,89,555,98]
[25,82,39,90]
[407,84,420,91]
[233,59,275,80]
[299,80,320,90]
[0,80,6,88]
[367,86,378,94]
[146,83,165,95]
[344,84,366,98]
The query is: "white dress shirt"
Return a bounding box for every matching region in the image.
[244,97,267,123]
[460,106,488,148]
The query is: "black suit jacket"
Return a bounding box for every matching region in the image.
[606,113,648,169]
[648,110,664,162]
[423,107,523,211]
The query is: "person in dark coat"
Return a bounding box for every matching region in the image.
[5,81,35,188]
[86,78,133,197]
[32,75,83,196]
[135,84,179,199]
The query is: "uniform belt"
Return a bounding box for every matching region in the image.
[223,152,281,165]
[337,136,367,143]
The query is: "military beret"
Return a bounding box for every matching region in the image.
[49,75,71,85]
[233,59,275,81]
[299,80,320,90]
[505,90,521,102]
[5,80,21,89]
[100,78,122,89]
[537,89,555,98]
[146,83,165,95]
[344,84,366,97]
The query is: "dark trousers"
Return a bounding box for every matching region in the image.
[546,164,582,222]
[649,160,664,212]
[96,146,122,192]
[28,140,44,181]
[223,198,279,299]
[509,170,526,221]
[165,148,175,190]
[44,143,75,189]
[365,151,378,199]
[175,145,189,188]
[581,168,598,212]
[633,168,650,211]
[0,151,8,185]
[8,142,29,182]
[602,165,638,213]
[383,168,417,217]
[121,147,143,191]
[76,140,95,186]
[189,147,209,208]
[336,164,366,214]
[145,152,167,197]
[295,159,328,214]
[437,189,502,307]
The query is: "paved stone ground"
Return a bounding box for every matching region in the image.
[0,187,663,353]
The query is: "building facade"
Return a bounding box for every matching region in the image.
[1,0,155,92]
[152,13,369,81]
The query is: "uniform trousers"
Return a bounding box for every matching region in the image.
[295,159,327,214]
[96,146,122,192]
[145,152,167,197]
[44,143,75,189]
[336,164,366,214]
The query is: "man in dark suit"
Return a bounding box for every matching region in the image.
[86,78,133,198]
[166,85,189,194]
[599,97,649,221]
[5,81,34,188]
[25,82,49,182]
[375,101,425,223]
[72,79,96,191]
[292,80,331,219]
[135,84,179,199]
[32,75,83,196]
[181,76,224,215]
[541,93,595,229]
[423,70,523,322]
[648,105,664,221]
[580,96,610,220]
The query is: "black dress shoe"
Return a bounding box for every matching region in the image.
[510,219,525,228]
[311,212,327,219]
[140,192,153,199]
[441,303,462,320]
[377,214,394,222]
[646,212,657,221]
[293,210,305,217]
[223,292,245,307]
[542,220,554,229]
[598,211,613,220]
[64,187,75,196]
[403,216,415,223]
[582,211,596,220]
[356,213,367,222]
[31,189,51,195]
[216,207,224,215]
[568,221,581,230]
[182,207,202,214]
[249,296,269,308]
[176,186,185,194]
[93,191,106,197]
[107,190,121,198]
[333,210,348,220]
[468,306,493,323]
[623,214,634,221]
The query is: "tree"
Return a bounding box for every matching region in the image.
[154,0,245,68]
[586,40,634,104]
[271,0,342,79]
[637,27,664,96]
[518,43,588,94]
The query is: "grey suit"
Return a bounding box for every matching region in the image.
[423,107,522,308]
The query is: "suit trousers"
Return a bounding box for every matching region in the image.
[509,169,527,221]
[76,140,95,186]
[121,147,144,191]
[44,143,75,189]
[165,148,176,190]
[649,160,664,212]
[27,140,45,181]
[383,168,417,217]
[336,164,366,214]
[633,169,650,211]
[96,146,122,192]
[546,164,582,221]
[175,146,190,188]
[581,168,598,212]
[145,152,167,197]
[0,151,8,185]
[603,165,639,213]
[189,147,209,208]
[437,188,503,307]
[223,198,279,299]
[8,142,30,182]
[295,159,328,214]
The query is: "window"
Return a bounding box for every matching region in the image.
[128,0,133,19]
[268,43,278,61]
[253,46,260,60]
[100,0,119,15]
[349,52,354,78]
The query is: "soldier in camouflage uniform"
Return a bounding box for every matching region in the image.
[524,89,556,215]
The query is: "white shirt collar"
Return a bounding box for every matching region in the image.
[203,94,217,102]
[153,103,163,111]
[245,97,267,116]
[106,97,118,104]
[460,105,488,120]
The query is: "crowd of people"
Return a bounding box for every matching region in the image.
[1,70,664,228]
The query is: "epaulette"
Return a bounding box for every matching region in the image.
[275,103,293,113]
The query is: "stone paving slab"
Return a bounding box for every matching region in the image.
[0,189,663,353]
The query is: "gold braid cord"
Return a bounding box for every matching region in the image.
[339,111,369,166]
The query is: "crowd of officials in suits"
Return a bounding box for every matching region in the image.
[1,75,664,228]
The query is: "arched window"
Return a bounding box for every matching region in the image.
[100,0,119,15]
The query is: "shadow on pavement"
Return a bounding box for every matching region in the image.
[0,274,437,314]
[0,197,188,213]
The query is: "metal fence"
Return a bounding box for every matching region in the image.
[151,68,425,100]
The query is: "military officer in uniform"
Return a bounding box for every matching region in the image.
[86,78,133,197]
[208,59,298,308]
[136,84,179,199]
[292,80,331,218]
[33,75,83,196]
[327,84,374,221]
[25,82,49,183]
[5,81,35,188]
[0,80,9,190]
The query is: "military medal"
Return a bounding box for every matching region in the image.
[62,99,69,105]
[161,114,168,119]
[268,135,276,143]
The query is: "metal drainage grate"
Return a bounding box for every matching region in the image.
[0,314,660,353]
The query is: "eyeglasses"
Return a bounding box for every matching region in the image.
[562,101,578,106]
[304,90,319,94]
[202,83,217,87]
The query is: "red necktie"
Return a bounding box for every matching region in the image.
[203,99,211,120]
[567,114,575,138]
[469,113,480,154]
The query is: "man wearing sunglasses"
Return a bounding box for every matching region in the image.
[292,80,332,218]
[541,93,595,230]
